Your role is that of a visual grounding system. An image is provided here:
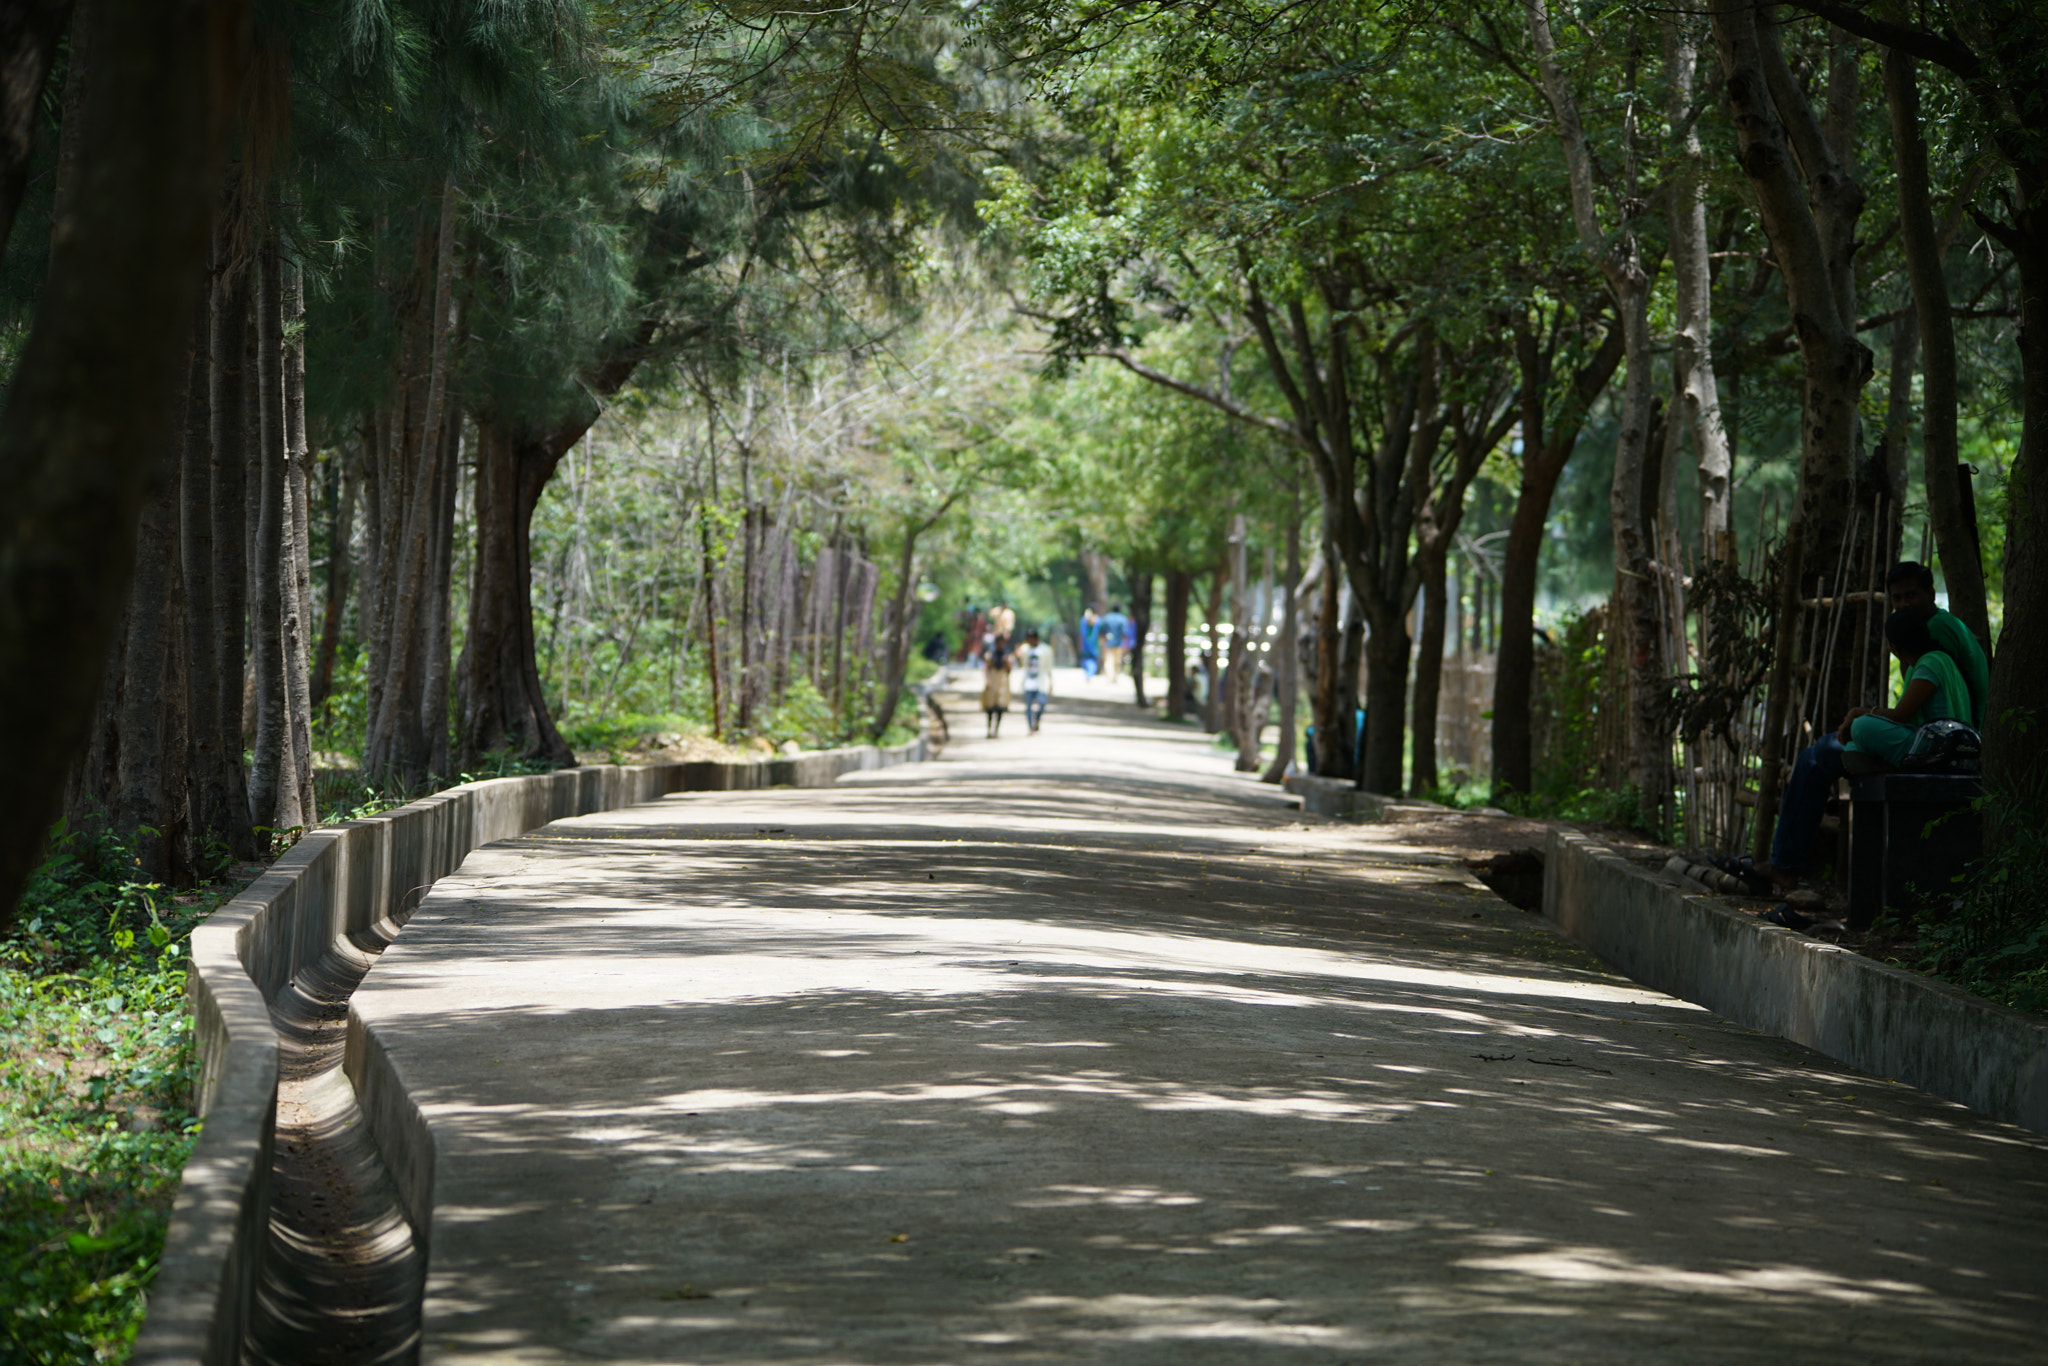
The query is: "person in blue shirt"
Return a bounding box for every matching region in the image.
[1077,607,1101,679]
[1098,604,1132,684]
[1746,609,1967,892]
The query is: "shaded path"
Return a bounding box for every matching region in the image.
[352,681,2048,1363]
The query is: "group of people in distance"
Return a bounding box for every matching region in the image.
[1734,560,1990,895]
[966,600,1136,739]
[1076,604,1133,683]
[980,626,1053,738]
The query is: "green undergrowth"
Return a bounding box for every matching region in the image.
[1906,774,2048,1017]
[2,825,223,1364]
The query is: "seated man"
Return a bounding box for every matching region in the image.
[1749,610,1969,892]
[1884,559,1988,726]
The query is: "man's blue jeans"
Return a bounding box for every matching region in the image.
[1024,688,1048,731]
[1771,734,1846,873]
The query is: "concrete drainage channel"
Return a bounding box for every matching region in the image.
[133,741,928,1366]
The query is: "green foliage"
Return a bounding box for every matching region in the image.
[2,828,211,1364]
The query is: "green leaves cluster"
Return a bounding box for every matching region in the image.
[2,826,215,1364]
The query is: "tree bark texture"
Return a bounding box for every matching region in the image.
[1164,569,1191,722]
[66,363,197,884]
[282,259,316,822]
[1080,547,1110,613]
[1310,541,1347,779]
[249,227,290,829]
[1885,46,1991,654]
[1128,571,1152,708]
[1786,0,2048,794]
[1411,549,1447,796]
[1715,3,1875,748]
[1666,14,1735,562]
[870,518,923,741]
[1259,483,1302,784]
[311,454,355,709]
[0,0,71,250]
[363,181,459,785]
[459,420,577,767]
[209,222,255,844]
[1528,0,1670,820]
[1200,558,1226,734]
[0,0,247,924]
[457,314,662,767]
[1490,310,1624,795]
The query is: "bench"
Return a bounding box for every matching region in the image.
[1846,772,1982,928]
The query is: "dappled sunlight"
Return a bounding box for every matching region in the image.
[349,720,2048,1363]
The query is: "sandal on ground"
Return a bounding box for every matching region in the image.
[1759,904,1814,931]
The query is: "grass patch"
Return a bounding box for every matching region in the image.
[2,824,221,1364]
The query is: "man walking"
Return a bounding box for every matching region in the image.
[1099,603,1132,685]
[1017,629,1054,733]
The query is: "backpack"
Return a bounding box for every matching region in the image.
[1900,718,1983,774]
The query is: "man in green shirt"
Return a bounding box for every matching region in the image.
[1886,561,1989,726]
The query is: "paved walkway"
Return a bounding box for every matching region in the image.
[354,679,2048,1364]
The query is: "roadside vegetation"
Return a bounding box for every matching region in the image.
[0,829,219,1362]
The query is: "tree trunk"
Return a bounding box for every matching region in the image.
[282,260,316,823]
[312,448,354,709]
[249,228,288,830]
[458,420,577,766]
[0,0,72,251]
[1528,0,1668,823]
[1357,601,1406,795]
[1716,4,1874,756]
[68,353,197,884]
[0,0,246,925]
[1260,485,1301,784]
[1490,311,1623,796]
[364,181,459,785]
[1984,221,2047,790]
[1226,512,1260,768]
[1411,546,1447,795]
[1195,561,1222,732]
[209,226,256,851]
[1080,547,1110,613]
[1666,14,1735,563]
[1164,569,1191,720]
[421,406,460,778]
[1128,570,1152,708]
[1310,539,1350,780]
[1886,46,1991,653]
[870,520,924,740]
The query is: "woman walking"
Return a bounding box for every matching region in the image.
[981,642,1012,738]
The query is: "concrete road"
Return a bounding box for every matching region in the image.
[353,680,2048,1364]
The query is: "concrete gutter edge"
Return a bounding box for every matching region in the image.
[1543,826,2048,1136]
[133,736,929,1366]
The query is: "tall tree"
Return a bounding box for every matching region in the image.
[0,0,248,927]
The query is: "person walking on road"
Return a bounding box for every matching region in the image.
[981,641,1012,738]
[1098,603,1132,685]
[1077,607,1101,680]
[988,600,1017,659]
[1017,629,1054,733]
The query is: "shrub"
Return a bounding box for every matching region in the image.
[3,826,210,1362]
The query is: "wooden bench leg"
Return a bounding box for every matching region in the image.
[1848,797,1883,929]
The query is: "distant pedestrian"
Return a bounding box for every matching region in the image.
[922,630,950,665]
[981,643,1012,737]
[989,600,1016,653]
[1078,607,1101,679]
[1098,603,1133,684]
[957,603,987,663]
[1017,629,1054,733]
